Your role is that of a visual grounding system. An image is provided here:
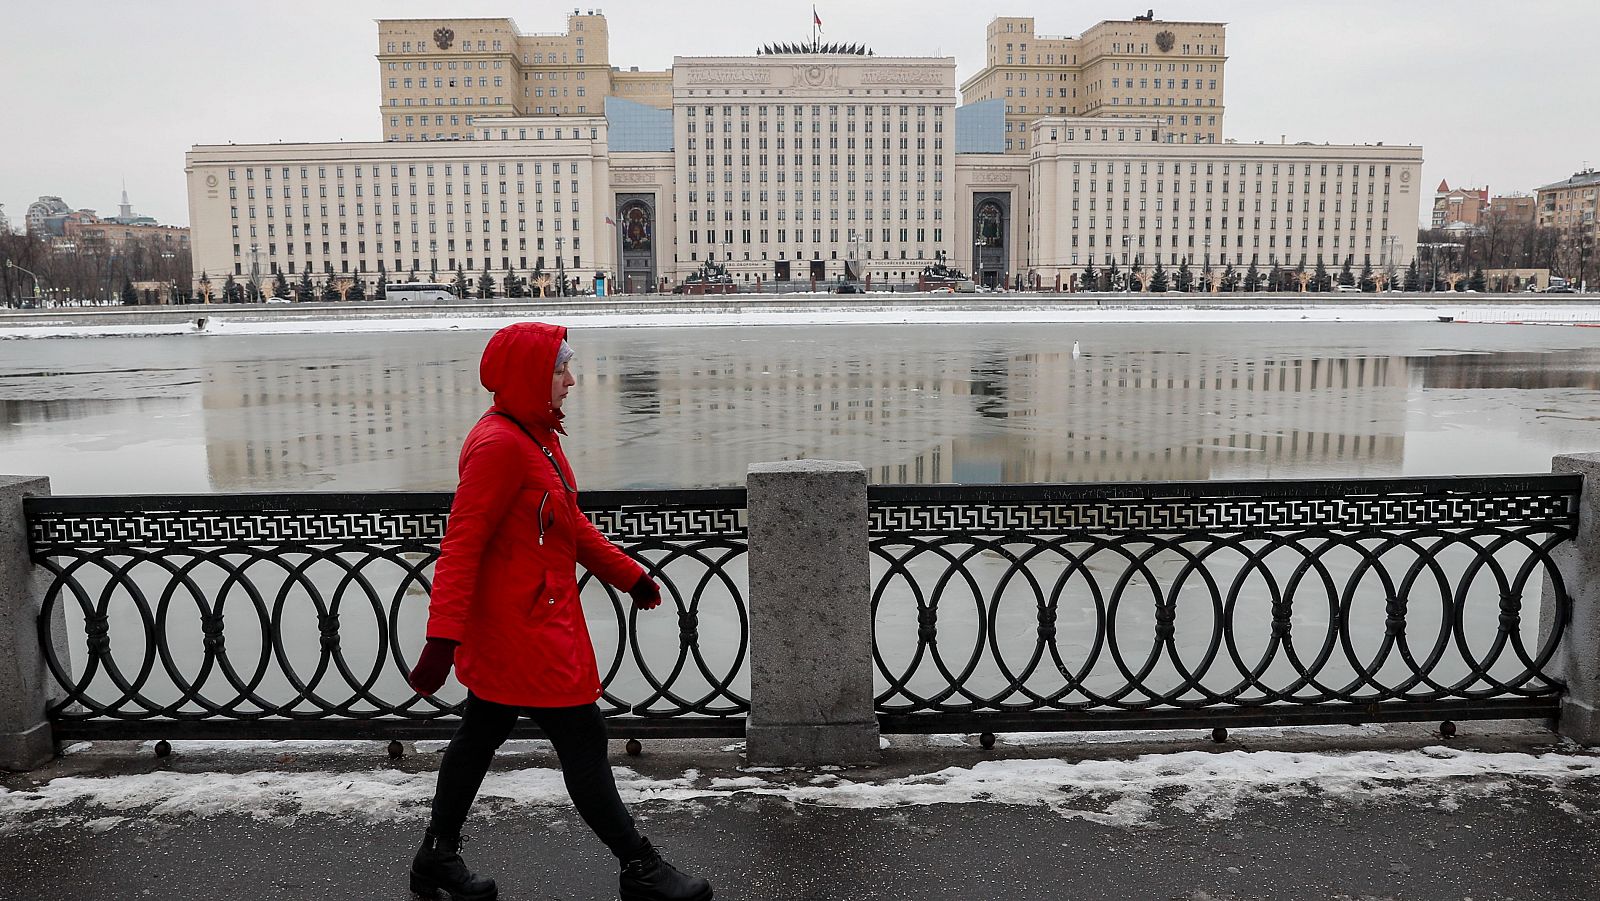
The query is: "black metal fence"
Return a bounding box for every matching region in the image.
[25,473,1581,742]
[25,490,749,740]
[869,475,1579,733]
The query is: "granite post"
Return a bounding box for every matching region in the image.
[0,476,56,770]
[745,461,879,766]
[1548,454,1600,746]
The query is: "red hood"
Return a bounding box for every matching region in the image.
[479,321,567,432]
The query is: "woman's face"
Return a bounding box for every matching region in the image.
[551,360,576,410]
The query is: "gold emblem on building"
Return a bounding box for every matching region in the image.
[433,27,455,50]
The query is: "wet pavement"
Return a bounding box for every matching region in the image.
[4,725,1598,901]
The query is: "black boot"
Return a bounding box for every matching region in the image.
[619,838,713,901]
[410,829,498,901]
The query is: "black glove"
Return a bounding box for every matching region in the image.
[628,574,662,610]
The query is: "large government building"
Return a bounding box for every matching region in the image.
[186,11,1423,295]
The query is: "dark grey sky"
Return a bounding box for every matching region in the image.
[3,0,1593,230]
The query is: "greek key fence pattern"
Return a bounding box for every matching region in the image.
[868,475,1580,730]
[26,490,750,740]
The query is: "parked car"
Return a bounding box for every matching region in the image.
[1335,284,1361,293]
[831,282,865,294]
[1545,284,1577,294]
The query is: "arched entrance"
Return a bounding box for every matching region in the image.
[616,194,656,294]
[972,192,1010,289]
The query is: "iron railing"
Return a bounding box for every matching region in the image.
[26,490,749,740]
[25,473,1582,742]
[868,475,1580,734]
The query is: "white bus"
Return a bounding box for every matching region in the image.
[382,282,456,303]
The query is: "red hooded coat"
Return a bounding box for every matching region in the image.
[425,322,644,707]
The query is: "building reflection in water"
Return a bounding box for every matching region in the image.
[199,332,1419,491]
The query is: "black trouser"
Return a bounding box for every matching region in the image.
[428,693,645,860]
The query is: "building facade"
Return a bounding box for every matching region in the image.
[1488,193,1536,228]
[961,14,1226,153]
[378,12,670,143]
[187,14,1421,294]
[1431,180,1488,230]
[187,119,611,286]
[1536,169,1600,239]
[1026,117,1420,284]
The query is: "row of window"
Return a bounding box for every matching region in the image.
[390,96,507,107]
[686,103,945,118]
[386,60,504,71]
[687,228,941,246]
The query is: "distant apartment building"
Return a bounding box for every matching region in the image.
[24,190,189,252]
[1536,169,1600,239]
[377,11,670,143]
[1488,193,1536,228]
[1430,180,1488,230]
[961,13,1226,153]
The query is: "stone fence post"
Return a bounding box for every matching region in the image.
[745,461,879,766]
[1550,454,1600,746]
[1,475,55,770]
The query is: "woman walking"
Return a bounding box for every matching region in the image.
[406,322,712,901]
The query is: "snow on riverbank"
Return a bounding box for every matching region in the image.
[2,301,1598,339]
[3,746,1596,833]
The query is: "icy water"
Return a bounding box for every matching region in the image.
[5,322,1598,716]
[2,321,1599,494]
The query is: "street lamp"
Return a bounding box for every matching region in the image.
[1121,236,1131,294]
[555,237,565,297]
[5,260,43,308]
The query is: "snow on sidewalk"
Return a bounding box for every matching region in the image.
[4,746,1597,834]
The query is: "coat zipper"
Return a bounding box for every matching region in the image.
[537,492,550,545]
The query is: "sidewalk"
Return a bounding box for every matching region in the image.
[3,722,1597,901]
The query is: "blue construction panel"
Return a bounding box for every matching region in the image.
[606,97,674,152]
[955,99,1005,154]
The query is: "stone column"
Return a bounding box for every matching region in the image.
[0,476,55,770]
[1549,454,1600,745]
[745,461,879,766]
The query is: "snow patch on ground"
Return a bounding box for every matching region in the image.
[995,723,1386,747]
[3,746,1595,834]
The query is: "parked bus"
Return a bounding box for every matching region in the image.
[382,282,456,303]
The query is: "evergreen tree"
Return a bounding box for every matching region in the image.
[452,265,469,298]
[1104,258,1121,291]
[1221,262,1239,292]
[296,270,315,303]
[1176,258,1193,292]
[1338,257,1355,288]
[504,267,522,298]
[1130,258,1145,292]
[1148,259,1169,292]
[1405,259,1421,292]
[1266,263,1280,292]
[1080,262,1097,292]
[223,273,241,303]
[348,275,367,302]
[1313,258,1330,292]
[272,272,291,299]
[1244,260,1261,292]
[1469,266,1486,292]
[375,271,388,301]
[1359,259,1374,292]
[323,278,341,302]
[121,277,137,305]
[478,266,495,299]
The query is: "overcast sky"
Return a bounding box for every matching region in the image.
[3,0,1594,230]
